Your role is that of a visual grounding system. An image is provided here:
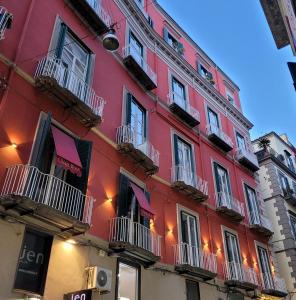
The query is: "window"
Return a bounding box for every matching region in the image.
[116,260,140,300]
[207,108,219,134]
[245,185,260,224]
[117,173,151,228]
[163,28,184,55]
[129,31,144,67]
[186,280,200,300]
[278,171,290,194]
[290,214,296,239]
[236,132,246,151]
[173,135,195,185]
[214,163,232,206]
[30,113,92,195]
[198,64,214,85]
[56,24,91,84]
[172,77,186,109]
[126,93,146,147]
[224,231,241,264]
[226,88,235,105]
[284,150,295,172]
[257,245,273,288]
[180,210,200,266]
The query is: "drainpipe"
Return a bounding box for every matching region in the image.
[0,0,36,116]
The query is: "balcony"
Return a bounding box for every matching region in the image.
[249,213,273,237]
[116,125,159,175]
[224,262,258,290]
[174,243,217,280]
[66,0,111,34]
[283,188,296,206]
[109,217,161,266]
[215,192,245,222]
[0,6,12,40]
[171,166,208,202]
[35,55,106,128]
[261,273,288,298]
[206,124,233,152]
[122,44,157,90]
[256,148,296,176]
[235,148,259,172]
[167,92,200,127]
[0,165,94,236]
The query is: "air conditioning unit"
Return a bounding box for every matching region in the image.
[86,266,112,293]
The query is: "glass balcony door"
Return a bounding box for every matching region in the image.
[180,211,200,267]
[208,108,219,135]
[214,163,232,207]
[245,185,260,225]
[129,32,144,68]
[172,77,187,110]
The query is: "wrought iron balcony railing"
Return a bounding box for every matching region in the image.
[116,125,160,169]
[174,243,217,274]
[35,55,106,126]
[215,192,245,221]
[0,164,94,225]
[109,217,161,257]
[0,6,12,40]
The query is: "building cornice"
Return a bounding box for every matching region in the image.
[120,0,253,130]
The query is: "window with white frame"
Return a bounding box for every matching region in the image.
[289,214,296,240]
[198,63,214,85]
[172,77,187,110]
[173,135,195,186]
[214,162,232,206]
[56,25,91,89]
[125,93,146,147]
[224,231,241,264]
[278,171,291,195]
[129,31,144,67]
[226,87,235,106]
[207,108,220,134]
[284,150,295,172]
[236,132,246,151]
[257,245,273,288]
[244,184,260,225]
[179,210,200,266]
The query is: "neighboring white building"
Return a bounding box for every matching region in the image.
[253,132,296,299]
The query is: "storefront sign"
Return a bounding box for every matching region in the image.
[13,229,53,295]
[64,289,92,300]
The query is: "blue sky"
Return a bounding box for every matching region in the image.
[157,0,296,144]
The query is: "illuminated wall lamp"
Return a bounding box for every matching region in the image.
[11,143,17,149]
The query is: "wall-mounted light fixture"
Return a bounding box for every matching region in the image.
[11,143,17,149]
[101,25,119,52]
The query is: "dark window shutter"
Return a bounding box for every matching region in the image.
[148,16,154,28]
[177,42,184,55]
[163,27,169,42]
[56,23,67,58]
[213,162,221,193]
[117,173,130,217]
[125,93,132,125]
[66,139,93,194]
[142,190,150,228]
[180,211,189,244]
[186,280,200,300]
[173,135,179,165]
[30,113,52,170]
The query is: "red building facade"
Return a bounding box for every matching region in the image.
[0,1,287,299]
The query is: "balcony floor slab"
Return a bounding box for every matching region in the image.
[208,133,233,152]
[0,194,89,237]
[169,103,200,128]
[175,264,217,281]
[216,206,244,222]
[35,76,102,128]
[109,241,160,266]
[123,55,157,91]
[172,181,208,202]
[117,142,159,175]
[225,279,258,291]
